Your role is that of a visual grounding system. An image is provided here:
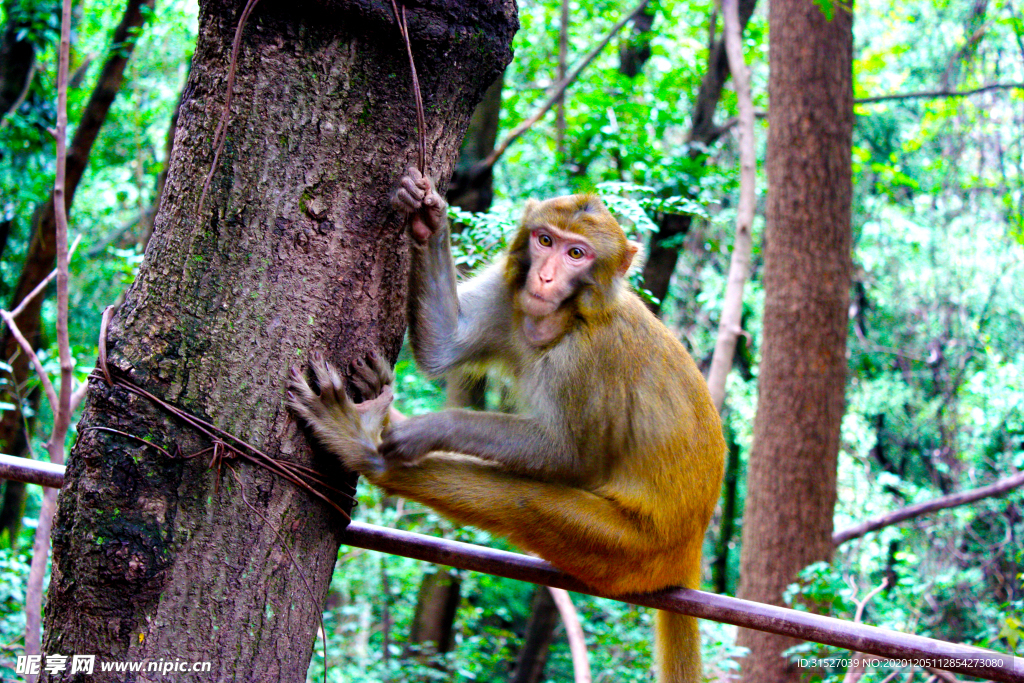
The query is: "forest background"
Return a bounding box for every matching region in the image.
[0,0,1021,680]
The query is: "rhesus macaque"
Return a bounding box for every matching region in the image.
[287,168,725,683]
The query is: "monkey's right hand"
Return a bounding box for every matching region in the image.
[392,166,446,243]
[287,350,394,477]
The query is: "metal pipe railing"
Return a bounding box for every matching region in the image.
[3,453,1021,682]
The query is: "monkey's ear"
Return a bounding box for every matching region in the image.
[616,240,644,277]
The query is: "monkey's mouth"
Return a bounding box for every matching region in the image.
[521,291,558,317]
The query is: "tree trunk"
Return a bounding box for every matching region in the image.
[735,1,853,682]
[0,0,153,546]
[511,586,559,683]
[447,74,504,213]
[41,0,516,678]
[711,423,741,595]
[406,567,462,664]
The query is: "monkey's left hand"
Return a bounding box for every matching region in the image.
[287,351,394,477]
[392,167,446,243]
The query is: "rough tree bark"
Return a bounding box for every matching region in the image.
[0,0,153,546]
[40,0,516,678]
[735,1,853,682]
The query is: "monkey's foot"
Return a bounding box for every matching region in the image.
[287,350,394,476]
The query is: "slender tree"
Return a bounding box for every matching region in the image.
[735,1,853,682]
[0,0,153,546]
[40,0,516,678]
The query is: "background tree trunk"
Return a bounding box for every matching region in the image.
[41,0,515,678]
[511,586,559,683]
[0,0,39,119]
[735,0,853,681]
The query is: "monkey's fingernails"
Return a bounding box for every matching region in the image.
[286,390,295,401]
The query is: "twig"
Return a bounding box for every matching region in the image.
[705,0,756,412]
[924,667,961,683]
[855,82,1024,104]
[389,0,426,173]
[549,587,591,683]
[69,379,90,414]
[479,0,651,171]
[0,311,57,414]
[24,0,74,664]
[0,61,38,129]
[198,0,262,215]
[6,235,82,320]
[842,578,889,683]
[833,470,1024,545]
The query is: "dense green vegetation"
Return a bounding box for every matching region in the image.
[0,0,1021,679]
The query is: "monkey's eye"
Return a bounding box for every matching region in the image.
[537,233,553,247]
[568,247,585,260]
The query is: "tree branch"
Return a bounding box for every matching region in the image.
[0,60,37,129]
[23,0,74,664]
[6,235,81,320]
[833,471,1024,545]
[479,0,650,171]
[705,0,756,412]
[0,311,58,414]
[855,82,1024,104]
[548,587,591,683]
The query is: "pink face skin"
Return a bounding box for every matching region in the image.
[518,225,596,320]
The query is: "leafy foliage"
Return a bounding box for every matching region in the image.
[1,0,1023,678]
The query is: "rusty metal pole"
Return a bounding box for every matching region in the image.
[3,454,1021,683]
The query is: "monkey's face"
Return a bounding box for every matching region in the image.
[518,225,596,318]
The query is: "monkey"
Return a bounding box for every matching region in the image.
[287,167,726,683]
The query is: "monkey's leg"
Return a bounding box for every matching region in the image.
[371,454,682,595]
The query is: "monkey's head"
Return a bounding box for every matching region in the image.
[506,195,640,323]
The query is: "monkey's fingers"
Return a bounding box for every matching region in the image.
[309,350,345,404]
[405,165,426,186]
[285,367,320,420]
[286,365,350,430]
[402,174,427,200]
[350,351,394,401]
[392,187,422,215]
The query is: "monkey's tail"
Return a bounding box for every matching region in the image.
[655,610,702,683]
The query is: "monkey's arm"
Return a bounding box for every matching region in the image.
[408,234,511,377]
[379,409,583,479]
